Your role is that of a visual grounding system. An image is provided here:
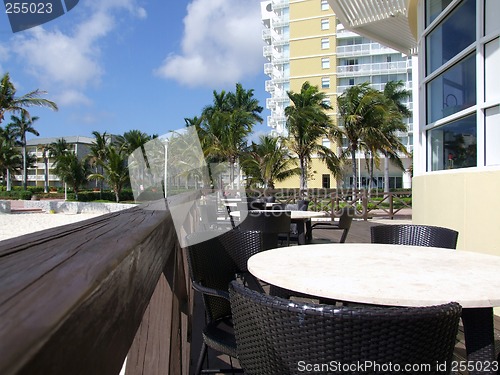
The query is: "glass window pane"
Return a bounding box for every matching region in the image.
[427,54,476,123]
[426,0,476,74]
[485,38,500,102]
[485,106,500,166]
[426,0,453,26]
[428,115,477,171]
[485,0,500,36]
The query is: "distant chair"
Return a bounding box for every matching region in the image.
[370,224,459,249]
[229,281,461,375]
[238,210,291,249]
[310,206,355,243]
[185,229,264,374]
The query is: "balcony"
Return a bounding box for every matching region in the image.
[336,42,395,57]
[271,0,289,9]
[271,15,289,28]
[337,60,410,78]
[266,98,276,110]
[265,80,275,93]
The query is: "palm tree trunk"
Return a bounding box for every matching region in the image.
[299,157,307,198]
[6,169,11,191]
[44,155,49,193]
[22,143,27,190]
[384,155,390,193]
[351,146,357,190]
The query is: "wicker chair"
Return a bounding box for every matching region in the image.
[229,281,461,375]
[186,229,264,374]
[371,224,459,249]
[238,210,291,249]
[310,206,355,243]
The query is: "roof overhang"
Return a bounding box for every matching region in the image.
[328,0,418,55]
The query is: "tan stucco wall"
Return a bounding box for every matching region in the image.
[413,169,500,255]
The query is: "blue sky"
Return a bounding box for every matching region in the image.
[0,0,270,142]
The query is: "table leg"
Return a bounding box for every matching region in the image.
[293,219,306,245]
[461,307,496,375]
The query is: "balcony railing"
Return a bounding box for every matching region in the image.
[337,61,410,77]
[271,0,289,9]
[336,42,394,57]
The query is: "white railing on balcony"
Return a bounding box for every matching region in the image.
[266,98,276,109]
[337,61,410,77]
[271,0,289,9]
[271,15,289,28]
[265,80,275,92]
[336,42,394,57]
[262,29,271,41]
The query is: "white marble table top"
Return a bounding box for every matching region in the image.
[230,210,327,220]
[248,243,500,308]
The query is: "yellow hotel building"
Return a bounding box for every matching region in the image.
[261,0,413,190]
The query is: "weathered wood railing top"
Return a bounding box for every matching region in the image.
[0,193,199,375]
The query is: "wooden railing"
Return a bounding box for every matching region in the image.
[0,192,200,375]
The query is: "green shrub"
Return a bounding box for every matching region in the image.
[0,190,32,200]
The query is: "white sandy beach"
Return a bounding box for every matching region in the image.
[0,212,104,242]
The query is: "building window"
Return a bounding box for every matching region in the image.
[321,77,330,88]
[321,18,330,30]
[428,114,477,171]
[426,0,453,26]
[322,138,331,149]
[322,98,331,107]
[321,38,330,50]
[485,106,500,166]
[322,174,331,189]
[485,0,500,35]
[485,38,500,103]
[426,0,476,75]
[322,58,330,69]
[427,53,476,123]
[349,78,355,86]
[321,0,329,11]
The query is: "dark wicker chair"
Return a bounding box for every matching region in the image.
[186,229,264,374]
[310,206,355,243]
[229,281,462,375]
[371,224,459,249]
[238,210,291,249]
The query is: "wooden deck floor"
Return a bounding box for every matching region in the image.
[194,219,500,375]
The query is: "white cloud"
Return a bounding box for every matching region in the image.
[54,89,92,106]
[155,0,264,87]
[7,0,146,105]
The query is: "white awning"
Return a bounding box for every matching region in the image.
[328,0,418,55]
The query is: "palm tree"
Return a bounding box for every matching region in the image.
[88,145,129,203]
[7,113,40,189]
[87,131,110,194]
[0,72,58,124]
[285,81,342,195]
[116,130,153,156]
[201,84,263,189]
[52,152,90,200]
[382,80,412,192]
[0,126,21,191]
[49,138,71,159]
[337,82,385,190]
[241,135,300,189]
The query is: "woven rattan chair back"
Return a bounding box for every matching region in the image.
[186,230,262,374]
[229,281,461,375]
[371,224,459,249]
[238,210,292,249]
